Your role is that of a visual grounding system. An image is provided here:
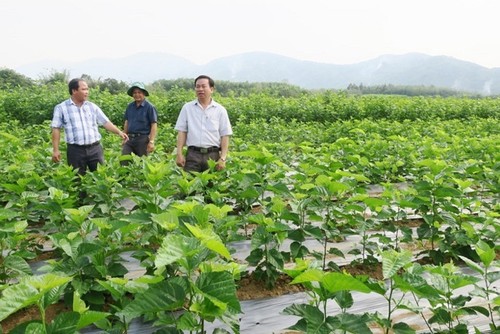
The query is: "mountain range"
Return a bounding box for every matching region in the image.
[13,52,500,95]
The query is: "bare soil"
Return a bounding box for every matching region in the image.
[1,303,70,333]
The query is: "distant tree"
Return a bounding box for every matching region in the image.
[99,78,129,94]
[151,78,195,92]
[0,68,34,89]
[346,82,472,97]
[39,69,70,85]
[151,78,307,97]
[80,73,98,88]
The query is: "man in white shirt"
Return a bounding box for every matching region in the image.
[174,75,232,172]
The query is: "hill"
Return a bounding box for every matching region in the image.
[13,51,500,95]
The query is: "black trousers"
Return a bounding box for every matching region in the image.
[67,142,104,175]
[184,148,220,172]
[121,135,149,165]
[67,142,104,202]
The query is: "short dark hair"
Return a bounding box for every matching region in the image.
[194,75,215,88]
[68,78,84,95]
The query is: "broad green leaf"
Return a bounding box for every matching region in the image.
[42,285,66,309]
[177,311,199,330]
[3,255,32,276]
[195,271,241,314]
[393,321,416,334]
[72,291,88,313]
[283,303,325,326]
[0,282,40,321]
[117,280,186,322]
[362,197,387,210]
[291,268,324,284]
[151,210,179,231]
[333,313,373,334]
[155,234,200,268]
[476,240,495,267]
[47,311,79,334]
[205,203,233,219]
[434,186,462,198]
[185,223,231,259]
[382,250,413,279]
[0,218,26,232]
[63,205,94,225]
[0,274,71,321]
[336,170,371,182]
[322,272,371,293]
[77,310,110,329]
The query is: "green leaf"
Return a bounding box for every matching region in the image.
[382,250,413,279]
[476,240,495,267]
[283,303,325,327]
[155,234,200,268]
[47,311,79,334]
[72,290,87,313]
[322,272,371,293]
[117,280,186,323]
[291,268,324,284]
[151,210,179,231]
[3,255,32,276]
[393,321,417,334]
[76,310,110,329]
[195,271,241,314]
[177,311,199,330]
[185,223,231,259]
[0,274,71,322]
[42,285,66,309]
[333,313,373,334]
[13,322,45,334]
[0,282,39,322]
[434,186,462,198]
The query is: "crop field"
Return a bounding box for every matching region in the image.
[0,83,498,333]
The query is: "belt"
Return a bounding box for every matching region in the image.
[69,141,100,148]
[128,133,148,138]
[188,146,220,153]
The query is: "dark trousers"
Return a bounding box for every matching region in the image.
[67,143,104,175]
[121,135,149,166]
[184,148,220,173]
[67,142,104,202]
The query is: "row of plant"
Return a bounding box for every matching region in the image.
[0,117,498,333]
[2,82,500,127]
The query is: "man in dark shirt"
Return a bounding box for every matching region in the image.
[121,82,158,165]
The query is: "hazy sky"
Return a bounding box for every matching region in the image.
[1,0,499,69]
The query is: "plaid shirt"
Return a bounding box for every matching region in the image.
[51,98,110,145]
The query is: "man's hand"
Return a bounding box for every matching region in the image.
[52,150,61,163]
[216,158,226,171]
[147,141,155,153]
[176,155,185,167]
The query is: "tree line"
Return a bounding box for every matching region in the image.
[1,68,498,127]
[0,68,482,97]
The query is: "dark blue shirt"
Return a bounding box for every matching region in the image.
[124,99,158,134]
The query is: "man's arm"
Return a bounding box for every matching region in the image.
[217,135,230,170]
[219,135,229,161]
[149,122,157,142]
[51,128,61,162]
[123,120,129,134]
[103,121,129,141]
[176,131,187,167]
[147,123,158,153]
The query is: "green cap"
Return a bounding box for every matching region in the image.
[127,82,149,97]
